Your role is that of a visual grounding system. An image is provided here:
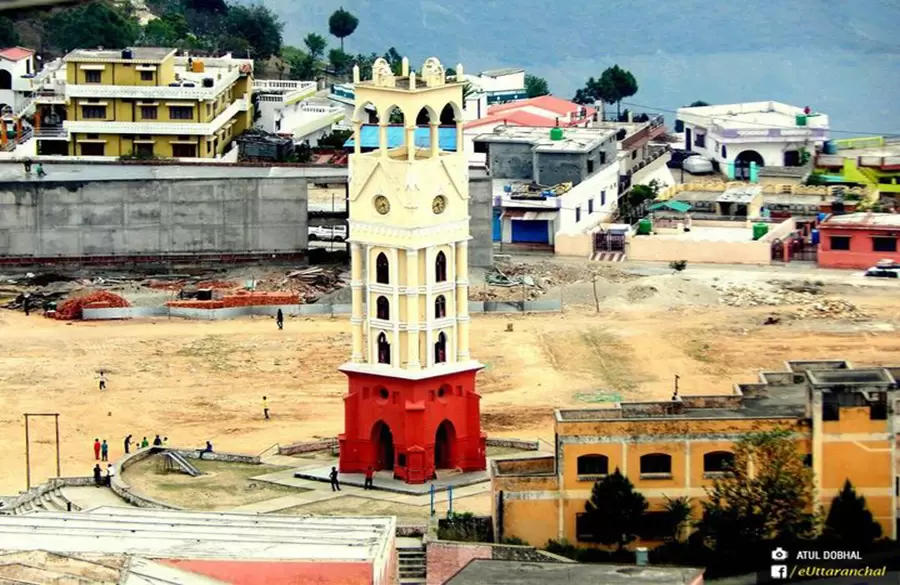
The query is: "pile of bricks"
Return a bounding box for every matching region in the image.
[54,291,131,320]
[165,291,299,310]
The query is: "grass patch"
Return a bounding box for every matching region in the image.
[122,455,302,510]
[175,336,234,372]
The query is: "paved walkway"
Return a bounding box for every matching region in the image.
[60,486,131,510]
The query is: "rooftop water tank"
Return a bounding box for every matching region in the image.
[192,60,205,73]
[795,114,807,127]
[202,77,214,88]
[752,222,769,241]
[121,48,134,60]
[550,127,564,141]
[824,141,838,155]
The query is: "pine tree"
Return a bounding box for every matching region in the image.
[824,479,882,546]
[583,469,648,550]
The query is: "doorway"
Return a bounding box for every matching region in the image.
[685,128,692,151]
[434,420,456,469]
[371,420,394,471]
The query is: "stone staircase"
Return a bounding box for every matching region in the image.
[3,485,80,515]
[397,543,427,585]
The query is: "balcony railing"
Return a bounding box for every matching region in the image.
[64,97,248,136]
[34,126,67,138]
[66,66,242,101]
[253,79,316,92]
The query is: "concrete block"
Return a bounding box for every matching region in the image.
[332,303,352,315]
[299,304,332,315]
[468,301,485,314]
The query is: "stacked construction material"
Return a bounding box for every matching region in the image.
[166,291,298,310]
[54,291,131,320]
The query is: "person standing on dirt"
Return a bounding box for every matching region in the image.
[93,438,101,460]
[100,439,109,462]
[22,293,30,316]
[124,434,132,454]
[153,435,162,447]
[329,466,341,492]
[106,464,116,486]
[98,371,107,391]
[364,466,374,490]
[140,436,149,449]
[93,463,103,486]
[262,396,269,420]
[276,309,284,330]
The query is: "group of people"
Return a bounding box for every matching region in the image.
[123,434,168,454]
[22,159,46,178]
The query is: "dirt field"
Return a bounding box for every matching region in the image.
[279,493,492,525]
[2,266,899,494]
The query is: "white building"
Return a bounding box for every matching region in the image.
[253,79,347,146]
[0,47,37,118]
[463,67,527,105]
[676,101,830,175]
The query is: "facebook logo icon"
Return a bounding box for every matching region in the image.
[770,565,788,579]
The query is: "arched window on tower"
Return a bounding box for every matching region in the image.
[434,295,446,319]
[376,252,389,284]
[377,332,391,364]
[435,251,447,282]
[434,332,447,364]
[376,296,390,320]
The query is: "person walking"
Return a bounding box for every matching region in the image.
[100,439,108,462]
[163,437,168,446]
[93,438,101,461]
[262,396,269,420]
[124,434,132,454]
[140,436,149,449]
[364,466,374,490]
[23,159,31,176]
[329,466,341,492]
[98,371,107,391]
[93,463,103,487]
[22,293,30,317]
[34,162,45,178]
[276,309,284,330]
[152,435,162,447]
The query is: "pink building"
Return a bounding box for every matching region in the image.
[817,213,900,269]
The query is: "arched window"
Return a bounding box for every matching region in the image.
[434,332,447,364]
[576,454,609,476]
[377,332,391,364]
[703,451,734,474]
[376,252,389,284]
[435,251,447,282]
[0,71,11,91]
[639,453,672,476]
[434,295,446,319]
[376,296,390,320]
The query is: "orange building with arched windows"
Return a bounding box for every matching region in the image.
[491,360,899,547]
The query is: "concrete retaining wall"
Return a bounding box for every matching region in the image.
[83,299,563,321]
[485,438,540,451]
[425,540,572,585]
[173,449,259,464]
[278,438,339,456]
[112,448,182,510]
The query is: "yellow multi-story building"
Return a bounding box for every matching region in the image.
[34,47,253,158]
[492,360,899,547]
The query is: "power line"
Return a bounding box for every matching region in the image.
[619,101,900,138]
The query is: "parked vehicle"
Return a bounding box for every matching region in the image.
[667,149,698,169]
[682,156,715,175]
[864,259,899,278]
[308,225,347,242]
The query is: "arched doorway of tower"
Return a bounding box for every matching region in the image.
[734,149,764,180]
[434,419,456,470]
[371,420,394,471]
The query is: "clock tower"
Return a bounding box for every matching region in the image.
[337,56,486,484]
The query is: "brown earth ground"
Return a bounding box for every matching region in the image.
[1,279,899,495]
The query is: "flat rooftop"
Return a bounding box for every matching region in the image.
[0,507,394,561]
[820,212,900,228]
[677,100,830,131]
[717,185,762,204]
[444,560,704,585]
[479,67,524,77]
[65,47,176,63]
[475,125,615,153]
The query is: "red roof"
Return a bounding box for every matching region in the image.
[465,109,594,131]
[489,95,596,118]
[0,47,34,62]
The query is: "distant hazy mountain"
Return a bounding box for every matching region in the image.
[263,0,900,133]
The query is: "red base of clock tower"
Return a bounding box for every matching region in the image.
[338,364,486,484]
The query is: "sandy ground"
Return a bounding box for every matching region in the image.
[2,263,899,495]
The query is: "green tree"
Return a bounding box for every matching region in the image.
[287,51,315,80]
[660,495,693,543]
[824,479,882,546]
[577,66,638,118]
[0,16,21,47]
[187,0,227,13]
[328,48,352,76]
[700,430,819,552]
[353,52,379,79]
[328,7,358,52]
[303,32,327,61]
[383,47,403,75]
[688,100,710,107]
[582,469,648,550]
[224,4,283,59]
[524,74,550,98]
[47,2,140,53]
[141,11,190,47]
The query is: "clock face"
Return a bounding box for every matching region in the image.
[432,195,447,214]
[373,195,390,215]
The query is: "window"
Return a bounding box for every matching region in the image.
[80,142,105,156]
[86,134,98,139]
[398,454,407,467]
[171,143,197,158]
[829,236,851,251]
[377,332,391,364]
[631,149,637,159]
[802,454,812,468]
[703,451,735,475]
[576,454,608,477]
[473,141,488,154]
[135,142,154,156]
[375,252,389,284]
[81,106,106,119]
[575,206,581,223]
[206,103,212,116]
[694,133,706,148]
[435,295,446,319]
[85,70,101,83]
[637,511,672,541]
[575,513,600,543]
[601,190,606,206]
[721,145,727,158]
[140,70,154,81]
[639,453,672,477]
[872,237,897,253]
[435,251,447,282]
[434,332,447,364]
[169,106,193,120]
[376,296,389,320]
[588,198,594,214]
[587,159,594,174]
[140,106,158,120]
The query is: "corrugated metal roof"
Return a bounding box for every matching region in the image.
[648,200,692,213]
[344,125,458,151]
